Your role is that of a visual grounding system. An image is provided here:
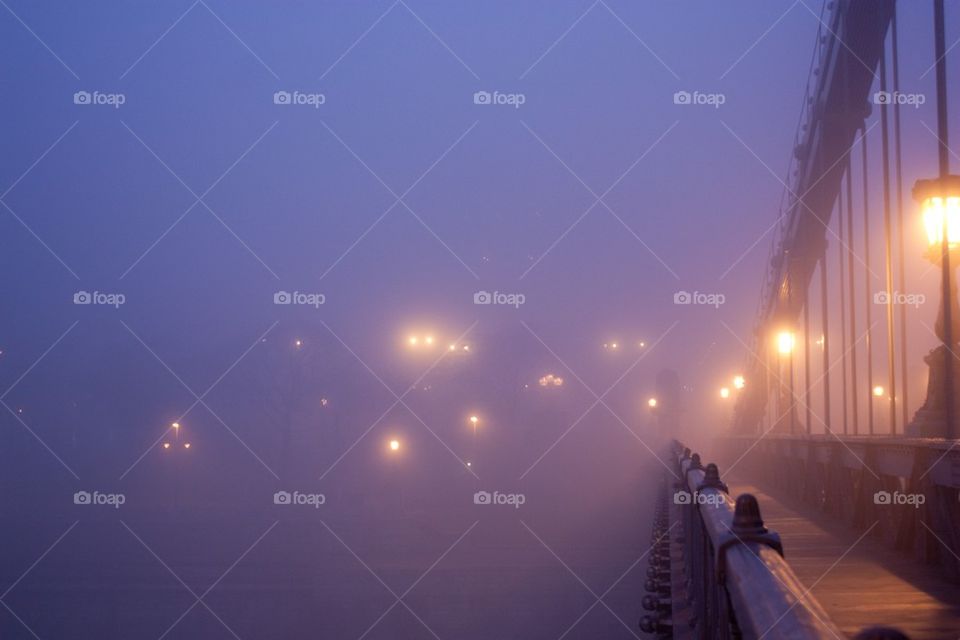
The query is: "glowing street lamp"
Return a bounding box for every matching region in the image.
[914,175,960,438]
[162,442,171,450]
[389,438,401,452]
[774,328,798,433]
[776,331,796,355]
[183,442,192,449]
[918,176,960,250]
[873,385,885,398]
[469,415,479,427]
[719,387,730,399]
[733,375,746,390]
[294,338,303,349]
[647,397,658,408]
[408,336,418,346]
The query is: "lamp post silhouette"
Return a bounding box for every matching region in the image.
[910,175,960,438]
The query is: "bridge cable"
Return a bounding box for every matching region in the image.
[891,6,909,431]
[847,150,860,435]
[838,160,849,435]
[821,213,832,435]
[804,295,812,434]
[862,124,875,435]
[933,0,954,440]
[880,28,898,434]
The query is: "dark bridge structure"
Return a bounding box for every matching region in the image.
[641,1,960,638]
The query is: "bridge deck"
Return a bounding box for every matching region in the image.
[726,479,960,639]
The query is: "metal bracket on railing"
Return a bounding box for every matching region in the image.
[715,494,783,585]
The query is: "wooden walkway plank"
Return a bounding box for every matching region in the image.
[727,479,960,639]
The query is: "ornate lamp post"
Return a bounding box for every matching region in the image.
[910,175,960,438]
[776,330,797,433]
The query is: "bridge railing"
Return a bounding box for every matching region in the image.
[646,441,843,639]
[718,433,960,583]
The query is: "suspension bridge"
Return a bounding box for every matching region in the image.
[641,1,960,638]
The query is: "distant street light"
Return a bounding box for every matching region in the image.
[162,442,171,450]
[538,374,564,387]
[294,339,303,349]
[873,385,885,397]
[719,387,731,399]
[389,439,401,452]
[183,442,192,449]
[647,397,658,408]
[733,375,746,390]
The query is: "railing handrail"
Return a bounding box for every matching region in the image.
[673,441,843,639]
[721,433,960,489]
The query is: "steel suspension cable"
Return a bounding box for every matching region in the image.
[839,167,849,435]
[891,4,909,430]
[880,38,898,434]
[862,127,875,435]
[848,155,859,435]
